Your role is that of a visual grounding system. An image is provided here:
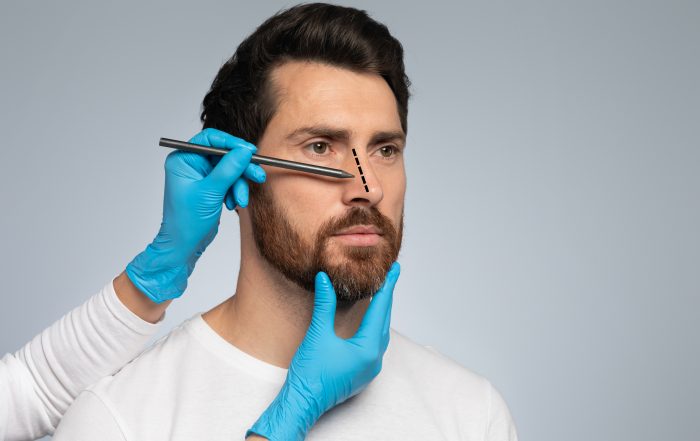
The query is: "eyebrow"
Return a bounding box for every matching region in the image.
[286,125,406,147]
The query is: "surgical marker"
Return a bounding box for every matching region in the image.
[159,138,355,179]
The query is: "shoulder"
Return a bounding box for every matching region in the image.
[89,314,202,395]
[387,328,490,393]
[53,390,125,441]
[62,315,204,425]
[386,328,518,439]
[51,316,203,440]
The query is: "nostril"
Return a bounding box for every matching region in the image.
[350,197,371,204]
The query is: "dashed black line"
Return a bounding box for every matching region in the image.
[351,148,369,192]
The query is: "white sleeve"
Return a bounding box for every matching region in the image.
[0,360,10,441]
[485,381,519,441]
[0,279,161,440]
[52,390,126,441]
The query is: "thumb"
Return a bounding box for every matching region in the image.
[309,272,337,334]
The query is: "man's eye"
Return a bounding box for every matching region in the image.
[308,142,330,155]
[378,145,398,158]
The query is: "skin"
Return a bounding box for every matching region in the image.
[203,60,407,370]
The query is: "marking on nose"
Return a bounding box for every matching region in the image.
[351,148,369,192]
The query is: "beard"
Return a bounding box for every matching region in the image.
[248,183,403,305]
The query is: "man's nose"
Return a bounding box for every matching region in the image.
[341,148,383,207]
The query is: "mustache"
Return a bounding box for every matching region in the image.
[317,207,396,240]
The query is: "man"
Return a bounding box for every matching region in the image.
[54,3,518,440]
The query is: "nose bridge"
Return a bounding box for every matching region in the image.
[342,146,383,205]
[351,148,370,192]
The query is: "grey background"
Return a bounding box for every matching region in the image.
[1,1,698,440]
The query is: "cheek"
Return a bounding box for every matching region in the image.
[378,167,406,220]
[268,175,339,235]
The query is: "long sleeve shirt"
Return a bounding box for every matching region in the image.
[0,279,161,440]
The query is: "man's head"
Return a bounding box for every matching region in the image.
[201,3,410,304]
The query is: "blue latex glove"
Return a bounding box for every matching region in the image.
[246,262,401,441]
[126,128,265,303]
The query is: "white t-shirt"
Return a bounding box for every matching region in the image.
[54,314,518,440]
[0,280,161,441]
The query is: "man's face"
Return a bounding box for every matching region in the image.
[247,61,406,304]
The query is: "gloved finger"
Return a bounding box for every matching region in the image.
[380,294,394,353]
[309,271,337,335]
[382,286,394,337]
[233,177,249,208]
[244,163,267,183]
[353,262,400,342]
[225,189,235,211]
[204,146,255,194]
[164,150,214,180]
[189,127,257,151]
[190,128,258,183]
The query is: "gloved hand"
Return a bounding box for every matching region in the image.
[246,262,401,441]
[126,128,265,303]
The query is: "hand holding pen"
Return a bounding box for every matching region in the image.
[126,128,266,303]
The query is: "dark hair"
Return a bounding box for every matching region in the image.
[200,3,410,144]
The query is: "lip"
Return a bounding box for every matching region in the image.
[331,224,383,246]
[333,225,382,236]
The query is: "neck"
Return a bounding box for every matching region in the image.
[202,235,370,369]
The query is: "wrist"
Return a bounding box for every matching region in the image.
[125,242,192,303]
[114,271,170,323]
[246,382,320,441]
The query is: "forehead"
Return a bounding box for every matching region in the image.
[266,61,403,137]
